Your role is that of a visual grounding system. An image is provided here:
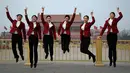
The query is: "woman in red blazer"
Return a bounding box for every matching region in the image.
[5,6,26,63]
[58,8,76,54]
[24,8,41,68]
[41,7,56,61]
[98,7,123,67]
[80,12,96,63]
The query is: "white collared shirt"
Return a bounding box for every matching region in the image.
[108,19,113,32]
[81,23,86,31]
[31,22,37,35]
[45,22,53,35]
[49,22,53,28]
[33,22,37,28]
[62,21,67,34]
[62,21,67,29]
[14,21,21,34]
[16,21,21,27]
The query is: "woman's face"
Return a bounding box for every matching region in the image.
[83,16,89,23]
[46,17,51,22]
[17,16,22,21]
[64,17,69,22]
[110,13,115,19]
[32,16,37,22]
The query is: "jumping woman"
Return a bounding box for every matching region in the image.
[58,8,76,54]
[80,11,96,63]
[5,6,26,63]
[24,8,41,68]
[98,7,123,67]
[41,7,56,61]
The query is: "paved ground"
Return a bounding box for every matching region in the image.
[0,61,130,73]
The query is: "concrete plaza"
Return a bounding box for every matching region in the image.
[0,61,130,73]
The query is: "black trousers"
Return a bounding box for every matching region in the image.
[11,34,23,59]
[29,35,38,64]
[80,36,95,57]
[61,34,70,52]
[107,32,117,63]
[43,35,54,57]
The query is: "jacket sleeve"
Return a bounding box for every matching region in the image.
[100,21,108,36]
[58,22,62,35]
[53,25,57,40]
[25,14,30,26]
[22,23,26,41]
[69,13,76,26]
[6,12,14,23]
[38,24,41,39]
[41,13,46,25]
[90,16,95,26]
[116,12,123,22]
[80,25,83,40]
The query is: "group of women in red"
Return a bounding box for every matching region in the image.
[5,6,123,68]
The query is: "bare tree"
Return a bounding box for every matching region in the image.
[118,29,130,40]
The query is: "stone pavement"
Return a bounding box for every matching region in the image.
[0,61,130,73]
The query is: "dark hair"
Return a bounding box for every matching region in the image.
[84,15,89,19]
[17,14,23,17]
[64,15,70,20]
[32,15,38,19]
[46,15,51,18]
[110,12,115,17]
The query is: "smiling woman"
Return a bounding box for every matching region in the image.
[98,7,123,67]
[24,7,41,68]
[5,6,26,63]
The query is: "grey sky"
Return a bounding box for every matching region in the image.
[0,0,130,32]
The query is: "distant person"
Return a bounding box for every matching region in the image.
[80,11,96,63]
[41,7,56,61]
[5,6,26,63]
[24,8,41,68]
[98,7,123,67]
[58,8,76,54]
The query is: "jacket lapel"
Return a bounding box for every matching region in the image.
[14,21,21,29]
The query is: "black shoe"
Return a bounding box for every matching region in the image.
[63,50,66,54]
[92,56,96,63]
[21,56,24,61]
[16,56,19,63]
[45,54,48,59]
[109,61,112,66]
[113,62,116,67]
[51,56,53,61]
[67,49,70,52]
[30,63,33,68]
[34,64,37,68]
[89,55,91,60]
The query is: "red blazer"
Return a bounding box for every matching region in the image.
[6,12,26,41]
[80,16,95,40]
[41,13,56,40]
[58,13,76,36]
[100,12,123,36]
[25,15,41,39]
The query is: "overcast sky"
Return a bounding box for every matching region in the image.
[0,0,130,32]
